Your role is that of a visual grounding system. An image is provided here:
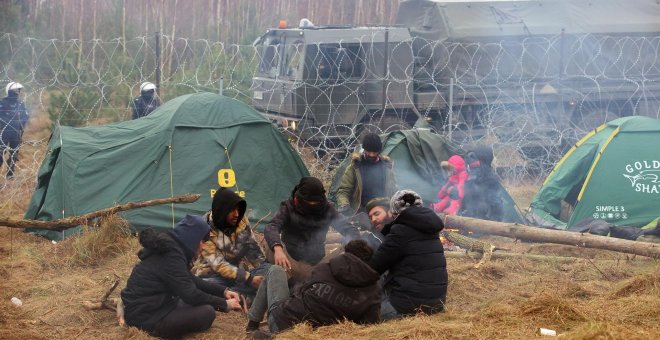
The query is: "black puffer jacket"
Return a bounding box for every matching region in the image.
[121,229,229,332]
[271,253,382,331]
[265,199,360,264]
[370,206,448,315]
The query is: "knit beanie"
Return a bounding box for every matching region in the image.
[173,215,211,254]
[362,133,382,152]
[365,197,390,213]
[390,189,423,215]
[211,188,246,232]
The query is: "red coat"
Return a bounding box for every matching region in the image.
[432,155,468,215]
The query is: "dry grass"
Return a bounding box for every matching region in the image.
[46,215,134,268]
[5,227,657,340]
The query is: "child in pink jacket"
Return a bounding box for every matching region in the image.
[431,155,468,215]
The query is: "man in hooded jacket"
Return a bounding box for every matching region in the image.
[192,188,269,303]
[121,215,242,339]
[265,176,361,269]
[245,239,381,334]
[371,190,448,320]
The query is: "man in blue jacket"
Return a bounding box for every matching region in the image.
[0,82,29,179]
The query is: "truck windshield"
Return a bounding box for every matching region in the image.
[258,36,282,78]
[257,35,304,79]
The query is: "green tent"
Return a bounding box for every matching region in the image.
[529,116,660,229]
[25,92,309,240]
[330,127,524,223]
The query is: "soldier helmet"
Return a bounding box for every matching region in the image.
[140,82,157,93]
[6,82,24,95]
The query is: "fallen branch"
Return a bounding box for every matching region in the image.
[81,274,125,327]
[444,250,651,263]
[443,215,660,259]
[0,194,201,230]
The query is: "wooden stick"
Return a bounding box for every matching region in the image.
[442,215,660,259]
[444,250,652,263]
[0,194,201,230]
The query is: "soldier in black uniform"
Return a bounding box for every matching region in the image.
[131,82,160,119]
[0,82,29,179]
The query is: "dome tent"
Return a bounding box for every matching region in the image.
[529,116,660,230]
[25,92,309,240]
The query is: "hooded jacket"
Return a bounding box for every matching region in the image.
[270,253,382,331]
[336,153,396,214]
[264,198,361,265]
[370,206,448,315]
[193,189,265,284]
[121,226,229,333]
[461,146,504,221]
[432,155,468,215]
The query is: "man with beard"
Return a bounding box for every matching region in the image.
[360,197,394,251]
[265,176,361,271]
[336,133,396,216]
[131,82,160,119]
[370,189,448,320]
[192,188,269,305]
[0,82,29,179]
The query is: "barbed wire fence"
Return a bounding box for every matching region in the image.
[2,32,660,214]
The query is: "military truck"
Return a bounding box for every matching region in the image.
[252,0,660,159]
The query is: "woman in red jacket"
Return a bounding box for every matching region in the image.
[431,155,468,215]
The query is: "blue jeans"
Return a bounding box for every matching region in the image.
[247,265,290,333]
[203,262,271,303]
[380,294,403,321]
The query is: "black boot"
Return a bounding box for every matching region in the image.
[246,319,260,332]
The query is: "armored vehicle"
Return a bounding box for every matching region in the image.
[252,0,660,159]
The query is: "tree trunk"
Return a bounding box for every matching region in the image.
[0,194,200,231]
[122,0,126,54]
[77,0,83,68]
[92,0,97,67]
[443,215,660,259]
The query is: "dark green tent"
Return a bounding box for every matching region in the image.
[529,116,660,229]
[330,127,524,223]
[25,92,309,240]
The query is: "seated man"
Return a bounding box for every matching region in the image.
[193,188,269,303]
[362,197,394,251]
[121,215,242,339]
[245,239,381,334]
[265,176,361,270]
[371,190,448,320]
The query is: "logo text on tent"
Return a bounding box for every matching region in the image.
[210,169,246,198]
[623,160,660,194]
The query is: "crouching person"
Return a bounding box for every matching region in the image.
[246,239,381,334]
[371,190,448,320]
[121,215,242,339]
